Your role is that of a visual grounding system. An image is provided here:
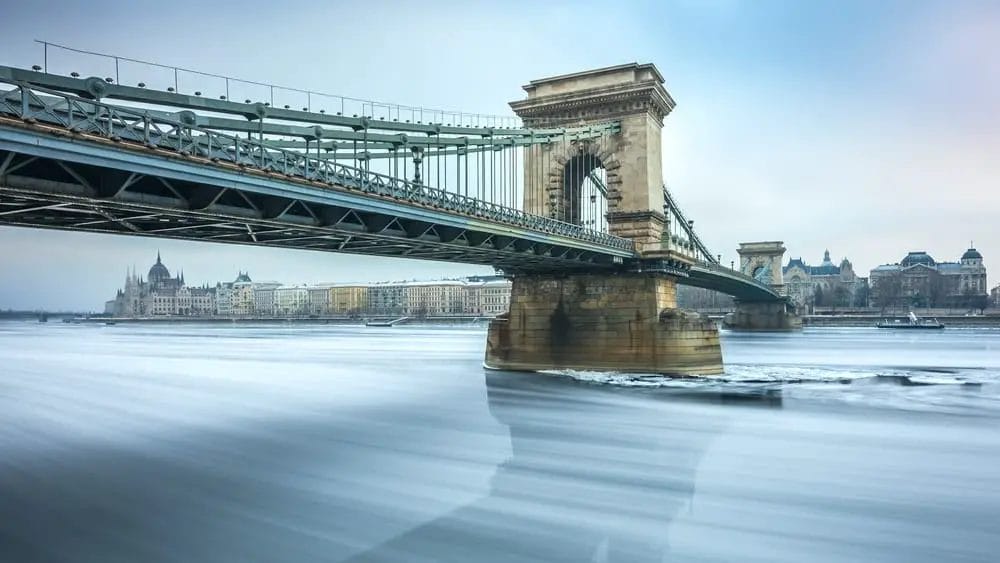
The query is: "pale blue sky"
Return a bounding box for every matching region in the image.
[1,0,998,310]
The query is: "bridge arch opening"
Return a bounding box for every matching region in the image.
[751,263,772,283]
[559,152,608,230]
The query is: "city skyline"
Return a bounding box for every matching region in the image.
[102,250,511,319]
[1,0,998,309]
[0,228,994,311]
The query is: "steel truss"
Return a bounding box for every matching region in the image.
[0,145,628,271]
[0,77,632,253]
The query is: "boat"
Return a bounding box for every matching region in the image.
[875,312,944,329]
[365,316,409,327]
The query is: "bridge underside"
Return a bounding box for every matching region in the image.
[0,121,633,272]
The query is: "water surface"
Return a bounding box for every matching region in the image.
[1,323,998,562]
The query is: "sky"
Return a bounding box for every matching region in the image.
[1,0,998,310]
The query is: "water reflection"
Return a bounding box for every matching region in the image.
[350,372,783,562]
[0,364,784,563]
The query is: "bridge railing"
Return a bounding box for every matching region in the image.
[34,40,525,129]
[0,79,635,254]
[663,185,718,265]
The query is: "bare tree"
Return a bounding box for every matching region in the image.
[873,272,902,315]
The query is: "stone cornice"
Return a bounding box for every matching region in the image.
[607,210,667,223]
[510,81,675,124]
[522,63,666,89]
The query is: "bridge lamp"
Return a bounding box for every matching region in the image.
[410,146,424,185]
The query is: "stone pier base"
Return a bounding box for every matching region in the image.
[485,273,723,376]
[723,301,802,331]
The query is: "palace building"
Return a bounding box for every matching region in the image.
[105,252,215,317]
[782,250,867,309]
[869,247,988,309]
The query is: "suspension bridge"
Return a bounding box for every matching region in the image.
[0,42,799,375]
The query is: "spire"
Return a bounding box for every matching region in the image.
[156,250,162,264]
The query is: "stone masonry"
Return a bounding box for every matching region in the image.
[486,273,723,375]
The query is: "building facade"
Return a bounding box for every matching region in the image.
[105,257,514,318]
[869,247,988,309]
[231,273,255,318]
[782,250,867,309]
[466,279,513,315]
[307,286,334,316]
[404,281,467,316]
[251,282,282,317]
[274,286,310,317]
[368,283,408,316]
[328,284,369,316]
[106,253,216,317]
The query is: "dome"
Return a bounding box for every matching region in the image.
[900,251,935,268]
[148,252,171,283]
[962,248,983,261]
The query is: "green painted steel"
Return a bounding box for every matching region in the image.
[0,66,619,143]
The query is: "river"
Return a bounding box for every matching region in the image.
[1,322,998,562]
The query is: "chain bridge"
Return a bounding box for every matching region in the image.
[0,43,800,374]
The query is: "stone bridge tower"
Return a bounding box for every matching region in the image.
[737,241,786,289]
[725,241,801,330]
[510,63,677,258]
[485,64,722,375]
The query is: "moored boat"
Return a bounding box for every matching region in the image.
[875,312,944,329]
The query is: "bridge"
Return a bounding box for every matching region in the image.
[0,45,799,374]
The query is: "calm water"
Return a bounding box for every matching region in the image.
[1,322,998,562]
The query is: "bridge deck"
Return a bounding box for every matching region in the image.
[0,119,634,271]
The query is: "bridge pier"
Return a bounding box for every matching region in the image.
[485,273,723,376]
[723,301,801,331]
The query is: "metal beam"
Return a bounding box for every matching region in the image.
[0,202,69,216]
[0,65,620,140]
